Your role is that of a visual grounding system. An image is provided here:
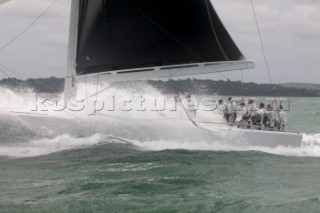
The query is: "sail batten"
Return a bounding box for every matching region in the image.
[75,0,245,75]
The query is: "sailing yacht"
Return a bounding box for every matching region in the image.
[63,0,302,147]
[0,0,301,147]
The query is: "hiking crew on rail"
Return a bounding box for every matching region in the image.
[223,97,288,132]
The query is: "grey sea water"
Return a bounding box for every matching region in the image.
[0,88,320,212]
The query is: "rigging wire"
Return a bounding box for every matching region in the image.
[84,74,90,115]
[0,0,85,119]
[168,69,199,127]
[0,0,61,92]
[139,4,234,83]
[136,2,199,127]
[138,3,237,131]
[204,0,230,61]
[0,67,12,79]
[0,0,62,94]
[250,0,299,133]
[140,9,238,81]
[0,63,23,78]
[249,0,273,85]
[0,66,29,89]
[0,63,60,93]
[72,1,244,133]
[0,0,59,51]
[141,15,203,61]
[241,68,244,96]
[250,0,280,103]
[78,1,238,132]
[95,74,100,108]
[249,0,284,130]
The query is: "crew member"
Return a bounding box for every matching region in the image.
[254,102,266,125]
[227,97,236,124]
[218,99,227,120]
[265,104,275,128]
[247,98,257,118]
[238,102,249,129]
[256,103,266,116]
[277,105,287,131]
[184,94,197,119]
[240,103,249,122]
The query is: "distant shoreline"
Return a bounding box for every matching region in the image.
[0,77,319,97]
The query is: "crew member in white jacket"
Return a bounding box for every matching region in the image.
[278,105,287,131]
[265,104,275,128]
[247,98,257,118]
[227,97,237,124]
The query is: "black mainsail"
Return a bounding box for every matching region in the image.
[65,0,254,98]
[75,0,244,75]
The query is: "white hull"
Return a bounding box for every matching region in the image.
[4,109,303,149]
[198,122,303,148]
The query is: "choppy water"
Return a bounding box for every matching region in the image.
[1,86,320,212]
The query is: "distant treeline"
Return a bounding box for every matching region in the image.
[0,77,64,93]
[0,77,319,97]
[149,79,320,97]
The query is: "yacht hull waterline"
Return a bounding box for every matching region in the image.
[199,122,303,148]
[7,112,303,148]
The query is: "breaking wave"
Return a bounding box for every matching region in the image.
[0,134,105,158]
[1,86,320,158]
[127,133,320,158]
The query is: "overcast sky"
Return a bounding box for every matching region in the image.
[0,0,319,83]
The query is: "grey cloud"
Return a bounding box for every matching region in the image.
[212,0,320,83]
[293,0,320,5]
[0,0,70,79]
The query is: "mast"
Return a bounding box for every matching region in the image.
[65,0,79,100]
